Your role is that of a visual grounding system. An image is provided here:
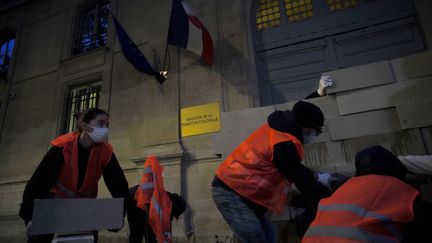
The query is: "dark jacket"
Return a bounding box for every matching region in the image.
[213,110,331,215]
[127,185,186,243]
[354,145,432,243]
[19,142,130,224]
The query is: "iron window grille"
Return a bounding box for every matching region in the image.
[0,36,14,79]
[63,83,101,134]
[72,0,110,55]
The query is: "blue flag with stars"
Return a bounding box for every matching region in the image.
[111,14,165,83]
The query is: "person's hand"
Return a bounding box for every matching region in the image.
[315,172,332,189]
[317,75,334,96]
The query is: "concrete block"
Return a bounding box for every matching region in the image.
[303,141,347,168]
[342,129,426,164]
[276,95,340,118]
[391,51,432,81]
[28,198,124,236]
[336,76,432,115]
[327,109,401,140]
[324,61,394,94]
[220,105,274,132]
[397,100,432,129]
[213,106,274,155]
[420,127,432,154]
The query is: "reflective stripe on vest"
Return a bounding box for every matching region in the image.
[314,204,403,241]
[50,132,112,198]
[136,155,173,243]
[305,226,399,243]
[216,123,304,214]
[55,182,96,198]
[151,197,163,220]
[140,167,155,190]
[302,175,419,243]
[318,204,402,239]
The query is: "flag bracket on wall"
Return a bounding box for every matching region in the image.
[111,13,167,84]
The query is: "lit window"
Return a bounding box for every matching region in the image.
[64,83,101,133]
[72,0,110,55]
[0,31,15,79]
[284,0,314,23]
[256,0,282,30]
[326,0,358,13]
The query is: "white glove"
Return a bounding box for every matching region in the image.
[317,75,334,96]
[316,172,332,189]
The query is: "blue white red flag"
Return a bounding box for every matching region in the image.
[167,0,214,65]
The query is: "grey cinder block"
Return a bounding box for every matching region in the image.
[327,109,401,141]
[397,100,432,129]
[324,61,394,94]
[28,198,124,236]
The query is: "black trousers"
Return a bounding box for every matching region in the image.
[127,204,156,243]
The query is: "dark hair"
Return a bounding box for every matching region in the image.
[75,108,108,131]
[355,145,407,180]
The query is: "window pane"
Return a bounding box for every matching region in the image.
[73,0,110,55]
[64,83,101,133]
[284,0,315,23]
[256,0,282,31]
[0,38,14,75]
[7,39,14,56]
[327,0,358,13]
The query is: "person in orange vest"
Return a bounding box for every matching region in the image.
[127,185,186,243]
[19,108,130,243]
[302,145,432,243]
[212,100,333,243]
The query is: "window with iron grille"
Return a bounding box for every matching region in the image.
[72,0,110,55]
[63,83,101,133]
[0,30,15,80]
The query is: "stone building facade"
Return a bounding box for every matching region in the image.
[0,0,431,242]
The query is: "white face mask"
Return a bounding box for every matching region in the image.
[302,131,317,144]
[87,125,109,143]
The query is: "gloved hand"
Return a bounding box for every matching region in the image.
[315,172,332,189]
[317,75,334,96]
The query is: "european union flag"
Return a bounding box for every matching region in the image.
[111,14,166,83]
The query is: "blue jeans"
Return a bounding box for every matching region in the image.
[212,179,277,243]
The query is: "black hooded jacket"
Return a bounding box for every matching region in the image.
[354,145,432,243]
[268,110,331,205]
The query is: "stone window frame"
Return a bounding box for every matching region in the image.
[63,82,102,134]
[71,0,111,56]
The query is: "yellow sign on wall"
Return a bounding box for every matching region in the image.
[181,103,221,137]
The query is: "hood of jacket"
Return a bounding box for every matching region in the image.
[267,110,303,143]
[355,145,407,180]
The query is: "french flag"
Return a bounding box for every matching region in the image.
[167,0,214,65]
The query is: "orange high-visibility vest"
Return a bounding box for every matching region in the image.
[216,123,304,214]
[302,175,419,243]
[135,155,173,243]
[50,132,112,198]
